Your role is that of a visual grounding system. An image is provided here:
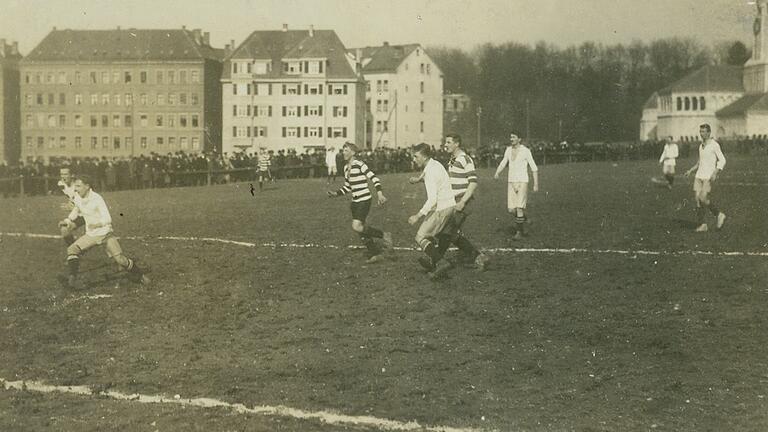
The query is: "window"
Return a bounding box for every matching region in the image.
[59,114,66,127]
[140,94,147,105]
[191,93,199,105]
[156,137,164,146]
[156,71,164,84]
[420,101,424,113]
[125,94,133,105]
[75,115,82,127]
[420,121,424,133]
[91,137,98,149]
[113,115,121,127]
[287,85,298,95]
[257,105,271,117]
[308,61,320,74]
[420,81,424,93]
[191,115,199,127]
[140,115,148,127]
[25,94,32,106]
[48,115,56,127]
[167,70,175,84]
[254,62,267,74]
[180,115,187,127]
[114,94,121,106]
[255,127,267,137]
[36,93,43,105]
[46,73,54,84]
[90,115,97,127]
[25,115,33,127]
[124,71,132,83]
[90,72,97,84]
[113,136,121,149]
[39,137,45,149]
[168,94,176,105]
[167,137,174,148]
[376,120,382,132]
[179,70,187,84]
[75,137,82,149]
[141,137,148,148]
[59,136,67,149]
[285,106,298,117]
[112,71,120,84]
[307,127,320,137]
[101,115,109,127]
[383,121,388,132]
[366,81,371,92]
[157,94,165,105]
[329,127,346,138]
[180,137,188,149]
[426,64,431,75]
[59,93,66,105]
[232,62,238,74]
[233,84,238,95]
[191,70,200,83]
[676,97,682,111]
[237,105,247,117]
[179,93,187,105]
[308,106,320,116]
[383,100,389,112]
[684,97,690,110]
[125,115,132,127]
[700,96,706,110]
[140,71,147,83]
[91,94,98,105]
[383,80,388,92]
[75,94,82,105]
[333,106,348,117]
[376,100,382,112]
[48,93,54,104]
[26,137,32,150]
[167,114,175,127]
[102,94,110,105]
[156,115,163,127]
[692,97,698,110]
[48,137,56,149]
[191,137,200,149]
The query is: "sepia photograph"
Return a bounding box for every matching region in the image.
[0,0,766,430]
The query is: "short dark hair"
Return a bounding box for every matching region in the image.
[75,174,93,187]
[446,134,462,145]
[413,143,433,158]
[343,142,359,154]
[699,123,711,132]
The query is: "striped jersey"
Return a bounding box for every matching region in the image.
[258,154,271,171]
[337,159,382,202]
[448,151,478,202]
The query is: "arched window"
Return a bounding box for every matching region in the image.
[677,97,682,111]
[692,97,698,110]
[700,96,706,110]
[684,97,690,110]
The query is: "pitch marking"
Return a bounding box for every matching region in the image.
[1,378,488,432]
[3,232,767,257]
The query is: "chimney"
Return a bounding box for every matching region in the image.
[282,24,288,32]
[224,43,230,51]
[230,39,235,50]
[203,31,210,45]
[355,48,363,75]
[383,41,389,47]
[52,26,57,31]
[193,29,202,43]
[309,25,314,37]
[11,41,18,56]
[182,25,186,30]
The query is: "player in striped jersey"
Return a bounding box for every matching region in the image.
[327,142,393,263]
[256,148,273,191]
[58,167,85,247]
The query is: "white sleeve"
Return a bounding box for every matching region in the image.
[96,196,113,226]
[527,149,538,172]
[495,148,510,176]
[715,143,726,170]
[419,166,437,216]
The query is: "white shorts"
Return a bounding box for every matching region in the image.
[662,162,675,174]
[415,207,455,246]
[327,165,337,175]
[507,182,528,210]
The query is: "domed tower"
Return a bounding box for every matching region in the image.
[744,0,768,93]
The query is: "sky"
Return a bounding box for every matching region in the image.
[0,0,757,54]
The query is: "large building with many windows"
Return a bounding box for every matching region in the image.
[349,43,443,149]
[0,39,22,164]
[20,27,223,161]
[221,25,364,154]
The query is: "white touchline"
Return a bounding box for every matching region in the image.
[0,378,489,432]
[3,232,768,257]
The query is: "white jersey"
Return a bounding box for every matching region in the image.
[659,143,679,166]
[58,180,77,203]
[67,190,113,237]
[418,159,456,216]
[325,150,338,167]
[496,145,538,183]
[695,139,726,180]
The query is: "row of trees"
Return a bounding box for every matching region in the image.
[429,38,750,146]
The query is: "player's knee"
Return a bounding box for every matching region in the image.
[516,208,525,218]
[112,254,129,268]
[66,243,82,257]
[351,221,365,233]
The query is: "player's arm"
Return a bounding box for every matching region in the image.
[455,158,478,211]
[328,172,352,197]
[711,144,726,182]
[360,161,387,205]
[494,149,510,179]
[685,160,699,177]
[409,170,425,184]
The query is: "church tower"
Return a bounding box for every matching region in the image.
[744,0,768,93]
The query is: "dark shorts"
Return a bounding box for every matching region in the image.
[350,200,372,222]
[73,216,86,228]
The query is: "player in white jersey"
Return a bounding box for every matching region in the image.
[57,167,86,247]
[59,175,149,288]
[494,133,539,240]
[658,136,679,189]
[684,123,726,232]
[325,147,339,184]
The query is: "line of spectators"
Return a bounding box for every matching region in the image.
[1,136,764,198]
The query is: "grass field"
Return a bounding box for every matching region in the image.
[1,155,767,431]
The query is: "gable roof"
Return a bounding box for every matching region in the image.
[657,65,743,95]
[348,43,420,73]
[222,29,357,80]
[716,93,768,117]
[22,28,222,63]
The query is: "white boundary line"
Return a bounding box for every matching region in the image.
[0,378,489,432]
[3,232,768,257]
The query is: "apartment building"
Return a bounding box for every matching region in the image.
[221,25,365,154]
[20,27,223,161]
[349,43,443,149]
[0,38,22,163]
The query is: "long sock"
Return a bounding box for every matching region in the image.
[665,174,674,185]
[62,235,75,247]
[435,233,452,259]
[696,206,706,224]
[259,180,263,191]
[423,242,442,263]
[66,256,80,276]
[454,234,479,260]
[708,202,720,217]
[359,234,379,255]
[363,226,383,239]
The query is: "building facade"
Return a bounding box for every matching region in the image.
[0,39,22,164]
[349,43,443,149]
[641,0,768,141]
[221,26,364,154]
[20,27,223,161]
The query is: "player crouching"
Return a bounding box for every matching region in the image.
[58,175,149,289]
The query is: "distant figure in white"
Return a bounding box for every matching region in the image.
[658,136,679,190]
[494,133,539,240]
[325,146,339,184]
[684,123,726,232]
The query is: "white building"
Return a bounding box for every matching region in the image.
[349,43,443,149]
[641,0,768,141]
[221,25,365,154]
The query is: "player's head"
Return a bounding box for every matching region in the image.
[666,136,675,144]
[342,142,359,160]
[509,133,521,147]
[412,143,432,167]
[73,175,93,198]
[699,123,711,140]
[59,167,72,183]
[445,134,462,154]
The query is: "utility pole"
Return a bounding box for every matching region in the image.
[476,105,482,148]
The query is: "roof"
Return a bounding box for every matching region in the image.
[347,43,420,73]
[657,65,743,95]
[22,28,222,63]
[222,29,357,80]
[716,93,768,117]
[642,92,658,110]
